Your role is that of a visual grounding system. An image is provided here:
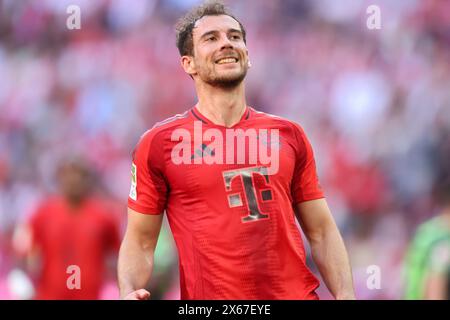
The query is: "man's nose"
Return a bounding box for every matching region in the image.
[219,34,234,49]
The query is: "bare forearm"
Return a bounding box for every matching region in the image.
[310,226,355,299]
[117,234,154,298]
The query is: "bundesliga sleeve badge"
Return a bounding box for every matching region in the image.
[129,163,137,201]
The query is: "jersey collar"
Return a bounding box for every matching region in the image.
[190,104,252,128]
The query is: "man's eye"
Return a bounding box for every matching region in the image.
[206,37,216,41]
[231,35,241,40]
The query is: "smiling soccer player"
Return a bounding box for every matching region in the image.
[118,0,355,300]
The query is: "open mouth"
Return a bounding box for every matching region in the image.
[215,57,239,65]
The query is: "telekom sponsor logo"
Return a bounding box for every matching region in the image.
[170,121,280,175]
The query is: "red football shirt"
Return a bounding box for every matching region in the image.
[29,196,120,300]
[128,106,325,299]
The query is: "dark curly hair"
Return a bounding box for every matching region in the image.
[175,0,247,57]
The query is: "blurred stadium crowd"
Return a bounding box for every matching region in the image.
[0,0,449,299]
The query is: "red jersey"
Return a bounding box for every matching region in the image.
[29,196,120,299]
[128,106,325,299]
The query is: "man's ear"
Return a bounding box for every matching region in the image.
[245,49,251,68]
[181,56,196,76]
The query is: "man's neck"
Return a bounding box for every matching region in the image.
[196,82,247,127]
[65,195,86,212]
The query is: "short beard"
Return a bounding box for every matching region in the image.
[202,66,248,89]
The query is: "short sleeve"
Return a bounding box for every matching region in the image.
[291,123,325,204]
[127,130,168,214]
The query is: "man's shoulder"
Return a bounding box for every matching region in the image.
[152,109,192,130]
[31,195,64,220]
[136,110,192,146]
[250,108,305,132]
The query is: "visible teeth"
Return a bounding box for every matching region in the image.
[217,58,237,64]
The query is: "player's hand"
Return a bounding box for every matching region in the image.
[122,289,151,300]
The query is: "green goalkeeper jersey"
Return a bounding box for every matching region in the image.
[404,216,450,299]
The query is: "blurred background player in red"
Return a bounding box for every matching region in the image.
[14,159,121,300]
